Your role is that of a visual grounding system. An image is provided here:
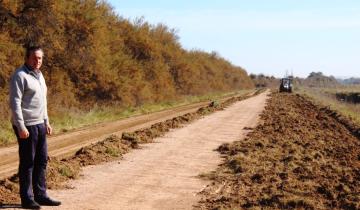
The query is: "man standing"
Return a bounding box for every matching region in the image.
[9,46,61,209]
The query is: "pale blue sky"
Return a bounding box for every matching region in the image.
[107,0,360,78]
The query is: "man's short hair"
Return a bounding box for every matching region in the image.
[25,46,43,58]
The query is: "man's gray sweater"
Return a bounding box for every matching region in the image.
[9,65,49,131]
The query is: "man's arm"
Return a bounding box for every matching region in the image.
[42,76,52,135]
[9,73,29,139]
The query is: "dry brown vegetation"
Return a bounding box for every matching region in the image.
[298,86,360,126]
[249,74,279,89]
[0,0,254,144]
[196,92,360,210]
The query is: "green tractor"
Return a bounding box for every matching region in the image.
[279,77,293,93]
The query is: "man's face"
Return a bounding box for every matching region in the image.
[26,50,43,70]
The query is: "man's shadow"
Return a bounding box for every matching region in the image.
[0,204,22,209]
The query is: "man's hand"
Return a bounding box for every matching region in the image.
[46,124,53,135]
[19,128,29,139]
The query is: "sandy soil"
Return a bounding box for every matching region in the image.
[35,91,269,210]
[0,100,226,180]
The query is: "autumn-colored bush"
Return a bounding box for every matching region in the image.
[0,0,254,115]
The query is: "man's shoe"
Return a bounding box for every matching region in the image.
[34,197,61,206]
[21,200,41,209]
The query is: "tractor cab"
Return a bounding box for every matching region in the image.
[279,77,292,93]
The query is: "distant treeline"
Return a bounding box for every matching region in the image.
[249,73,279,88]
[294,72,340,88]
[0,0,253,115]
[249,71,345,90]
[337,77,360,85]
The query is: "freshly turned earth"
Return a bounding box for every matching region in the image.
[196,92,360,210]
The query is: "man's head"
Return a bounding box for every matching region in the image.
[25,46,43,70]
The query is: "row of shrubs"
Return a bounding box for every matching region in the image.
[0,0,254,118]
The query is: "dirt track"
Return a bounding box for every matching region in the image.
[0,99,230,180]
[29,91,269,209]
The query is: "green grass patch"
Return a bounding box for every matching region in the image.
[0,123,15,146]
[105,146,120,157]
[58,165,77,179]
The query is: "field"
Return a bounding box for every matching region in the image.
[1,88,359,209]
[296,86,360,125]
[196,92,360,210]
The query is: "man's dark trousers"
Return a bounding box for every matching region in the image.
[13,123,48,202]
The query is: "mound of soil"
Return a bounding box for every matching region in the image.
[196,92,360,210]
[0,90,263,205]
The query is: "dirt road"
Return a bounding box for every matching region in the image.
[39,91,269,210]
[0,99,229,179]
